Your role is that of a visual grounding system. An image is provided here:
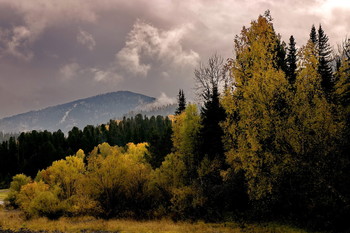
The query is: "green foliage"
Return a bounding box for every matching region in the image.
[175,89,186,115]
[317,25,334,96]
[286,35,297,85]
[309,25,317,44]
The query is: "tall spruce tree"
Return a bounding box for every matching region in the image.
[193,54,231,219]
[310,25,317,44]
[317,25,334,96]
[286,35,297,85]
[194,54,227,161]
[200,85,226,161]
[175,89,186,115]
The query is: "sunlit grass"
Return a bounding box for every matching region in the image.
[0,209,310,233]
[0,189,9,201]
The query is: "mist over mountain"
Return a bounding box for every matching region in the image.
[0,91,175,133]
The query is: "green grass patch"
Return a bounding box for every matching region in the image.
[0,189,9,201]
[0,209,311,233]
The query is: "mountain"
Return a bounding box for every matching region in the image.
[0,91,175,133]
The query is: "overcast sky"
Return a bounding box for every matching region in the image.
[0,0,349,118]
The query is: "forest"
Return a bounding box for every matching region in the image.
[1,11,350,232]
[0,115,172,186]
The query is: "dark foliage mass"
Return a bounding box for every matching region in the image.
[175,89,186,115]
[2,12,350,233]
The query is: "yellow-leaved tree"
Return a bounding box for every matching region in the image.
[222,12,292,200]
[16,149,97,217]
[151,104,204,219]
[85,142,153,218]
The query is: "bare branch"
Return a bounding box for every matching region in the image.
[194,53,229,102]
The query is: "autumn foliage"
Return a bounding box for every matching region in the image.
[4,12,350,232]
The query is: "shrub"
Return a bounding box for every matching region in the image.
[5,174,32,207]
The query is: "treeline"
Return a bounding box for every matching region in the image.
[0,115,172,187]
[5,104,238,223]
[0,132,19,143]
[4,11,350,232]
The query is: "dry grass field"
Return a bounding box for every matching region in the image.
[0,189,310,233]
[0,189,9,201]
[0,209,310,233]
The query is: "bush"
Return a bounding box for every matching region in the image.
[16,181,65,219]
[5,174,32,207]
[29,190,64,219]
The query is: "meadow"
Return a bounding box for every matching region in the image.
[0,189,9,201]
[0,209,309,233]
[0,190,309,233]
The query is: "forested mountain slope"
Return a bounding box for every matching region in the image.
[0,91,172,133]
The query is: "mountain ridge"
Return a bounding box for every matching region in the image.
[1,91,151,120]
[0,91,175,133]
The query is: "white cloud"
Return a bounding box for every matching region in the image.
[0,26,33,61]
[115,20,200,77]
[59,63,81,79]
[59,62,122,83]
[155,92,176,106]
[90,68,123,83]
[136,92,176,111]
[77,29,96,51]
[116,47,151,77]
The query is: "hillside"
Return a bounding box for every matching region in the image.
[0,91,175,133]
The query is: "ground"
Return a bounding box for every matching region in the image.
[0,189,9,205]
[0,189,309,233]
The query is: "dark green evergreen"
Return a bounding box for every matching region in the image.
[310,24,317,44]
[175,89,186,115]
[199,86,225,161]
[286,35,297,85]
[317,25,334,96]
[275,40,288,74]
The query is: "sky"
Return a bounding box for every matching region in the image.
[0,0,349,118]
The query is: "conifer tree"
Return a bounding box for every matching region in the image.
[175,89,186,115]
[335,38,350,109]
[310,25,317,44]
[286,35,297,85]
[194,54,227,161]
[317,25,334,96]
[284,40,344,222]
[200,85,225,161]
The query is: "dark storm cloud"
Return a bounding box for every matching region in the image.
[0,0,349,118]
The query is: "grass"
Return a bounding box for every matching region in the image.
[0,209,310,233]
[0,189,9,202]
